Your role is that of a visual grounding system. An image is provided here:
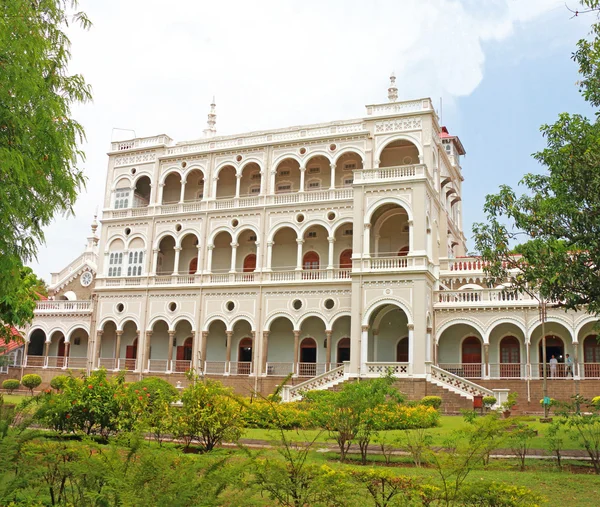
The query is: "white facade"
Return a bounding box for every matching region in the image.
[18,84,600,396]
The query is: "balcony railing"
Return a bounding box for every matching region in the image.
[103,188,354,220]
[35,300,92,313]
[438,363,485,379]
[357,254,431,273]
[353,164,426,183]
[24,355,87,369]
[435,289,537,307]
[110,135,172,152]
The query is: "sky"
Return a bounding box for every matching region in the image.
[29,0,595,281]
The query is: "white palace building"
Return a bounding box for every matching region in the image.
[4,77,600,409]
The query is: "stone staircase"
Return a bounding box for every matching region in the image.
[281,362,509,412]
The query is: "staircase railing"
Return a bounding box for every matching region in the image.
[282,362,348,402]
[427,363,494,398]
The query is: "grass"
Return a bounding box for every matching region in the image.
[242,414,585,451]
[1,392,33,405]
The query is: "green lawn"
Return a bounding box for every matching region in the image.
[242,415,585,451]
[1,393,32,405]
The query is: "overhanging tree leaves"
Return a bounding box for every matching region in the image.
[473,0,600,316]
[0,0,91,340]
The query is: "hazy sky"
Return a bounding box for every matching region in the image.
[29,0,593,281]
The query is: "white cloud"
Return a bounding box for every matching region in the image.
[29,0,573,280]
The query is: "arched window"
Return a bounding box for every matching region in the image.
[243,254,257,273]
[339,249,352,268]
[189,257,198,274]
[303,251,319,270]
[238,337,253,375]
[462,336,482,378]
[500,336,520,378]
[337,337,350,365]
[584,334,600,377]
[396,337,409,362]
[299,337,317,376]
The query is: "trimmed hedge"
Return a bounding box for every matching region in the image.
[420,396,442,410]
[21,374,42,394]
[2,379,20,394]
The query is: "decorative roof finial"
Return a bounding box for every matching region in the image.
[91,208,98,235]
[388,72,398,102]
[203,97,217,137]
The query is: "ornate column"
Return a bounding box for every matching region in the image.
[269,169,276,196]
[259,170,266,195]
[483,343,490,379]
[205,244,214,273]
[363,223,371,258]
[361,325,369,374]
[212,176,219,200]
[230,242,239,273]
[426,327,432,363]
[407,324,414,375]
[144,331,152,372]
[525,341,531,379]
[179,179,186,203]
[151,248,159,275]
[299,166,306,193]
[167,330,175,372]
[195,245,202,274]
[435,341,439,366]
[157,182,165,205]
[408,219,414,252]
[293,330,300,375]
[265,241,274,271]
[374,234,380,257]
[94,330,103,369]
[573,342,580,378]
[135,330,142,371]
[325,330,332,370]
[189,331,197,371]
[235,173,242,198]
[262,331,269,375]
[172,246,182,276]
[254,241,261,271]
[225,330,233,374]
[329,163,336,189]
[201,331,208,373]
[296,239,304,271]
[114,330,123,369]
[327,236,335,270]
[63,340,70,369]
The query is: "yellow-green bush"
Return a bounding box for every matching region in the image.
[371,404,440,430]
[242,400,312,429]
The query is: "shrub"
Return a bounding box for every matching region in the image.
[2,379,20,394]
[242,400,311,430]
[420,396,442,409]
[591,396,600,408]
[458,481,544,506]
[21,374,42,395]
[50,375,68,392]
[373,404,440,430]
[482,396,497,408]
[128,377,179,403]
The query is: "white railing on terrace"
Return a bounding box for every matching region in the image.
[359,254,431,272]
[35,300,92,312]
[427,363,494,399]
[204,361,227,375]
[439,257,490,273]
[229,361,253,375]
[283,363,349,402]
[353,164,426,183]
[266,362,295,376]
[50,252,97,285]
[435,289,537,306]
[111,135,172,152]
[488,363,527,379]
[438,363,485,379]
[366,98,432,116]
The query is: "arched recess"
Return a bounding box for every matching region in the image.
[436,322,484,377]
[334,221,353,272]
[337,337,350,365]
[211,231,233,273]
[274,158,301,193]
[243,254,257,272]
[304,155,331,192]
[148,319,170,372]
[231,319,253,375]
[266,316,295,376]
[499,336,520,378]
[335,151,364,187]
[179,233,199,275]
[235,229,258,272]
[216,165,236,199]
[271,227,298,271]
[529,320,572,378]
[157,235,176,275]
[487,321,526,379]
[204,319,227,374]
[172,318,193,373]
[26,329,46,366]
[121,319,139,370]
[133,175,151,207]
[538,335,565,378]
[366,303,409,363]
[378,138,421,167]
[240,162,261,196]
[583,335,600,378]
[162,172,182,204]
[299,337,317,376]
[370,203,410,257]
[183,168,205,201]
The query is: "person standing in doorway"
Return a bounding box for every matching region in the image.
[565,353,574,378]
[549,355,558,378]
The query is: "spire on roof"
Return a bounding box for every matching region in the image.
[388,72,398,102]
[86,211,99,251]
[203,97,217,137]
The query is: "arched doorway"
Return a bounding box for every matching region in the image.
[175,337,193,372]
[461,336,482,378]
[27,329,46,367]
[299,337,317,376]
[188,257,198,274]
[499,336,520,378]
[243,254,256,273]
[539,335,564,377]
[303,251,319,270]
[339,249,352,268]
[237,337,253,374]
[584,334,600,377]
[125,338,138,370]
[396,337,409,362]
[337,337,350,365]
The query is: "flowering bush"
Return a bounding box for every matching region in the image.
[371,404,440,430]
[242,400,312,429]
[50,375,68,392]
[419,396,442,410]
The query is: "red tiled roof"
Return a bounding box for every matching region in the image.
[0,327,24,355]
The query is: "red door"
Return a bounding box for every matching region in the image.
[339,249,352,278]
[398,246,409,256]
[500,336,520,377]
[584,335,600,377]
[461,336,482,378]
[396,337,409,362]
[302,251,319,279]
[57,338,66,367]
[175,338,193,372]
[125,338,137,370]
[243,254,256,272]
[189,257,198,274]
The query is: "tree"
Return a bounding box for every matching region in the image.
[0,0,91,341]
[21,374,42,396]
[473,0,600,316]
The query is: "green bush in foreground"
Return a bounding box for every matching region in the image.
[21,374,41,395]
[2,379,20,394]
[50,374,68,391]
[420,396,442,409]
